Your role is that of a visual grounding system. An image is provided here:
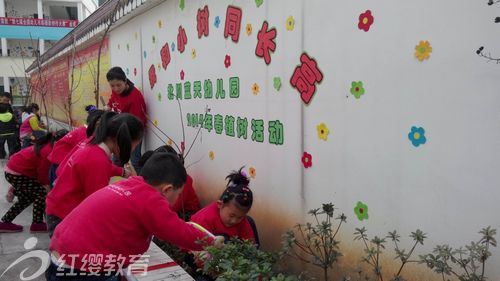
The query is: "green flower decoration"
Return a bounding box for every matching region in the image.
[350,81,365,99]
[179,0,185,10]
[354,201,369,221]
[273,77,281,91]
[157,92,162,102]
[126,43,129,51]
[255,0,263,7]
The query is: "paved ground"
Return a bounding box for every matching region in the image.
[0,159,49,281]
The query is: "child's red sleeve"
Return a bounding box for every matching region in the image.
[36,146,52,185]
[172,175,200,213]
[239,219,256,242]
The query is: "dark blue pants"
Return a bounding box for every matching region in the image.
[45,261,119,281]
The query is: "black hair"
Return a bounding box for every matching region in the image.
[0,91,12,99]
[106,66,127,82]
[138,150,155,169]
[141,152,187,188]
[154,145,184,165]
[30,103,40,111]
[85,106,106,137]
[90,112,144,165]
[54,129,69,141]
[33,129,69,156]
[0,103,9,113]
[220,167,253,211]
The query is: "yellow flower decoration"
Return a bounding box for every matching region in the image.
[209,151,215,160]
[246,23,252,36]
[153,119,158,126]
[252,83,260,95]
[167,139,173,145]
[158,20,163,28]
[286,16,295,31]
[317,123,330,141]
[249,167,256,178]
[157,63,161,70]
[415,40,432,61]
[191,48,196,59]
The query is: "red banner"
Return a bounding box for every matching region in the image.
[0,17,78,28]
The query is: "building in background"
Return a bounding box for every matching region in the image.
[0,0,98,105]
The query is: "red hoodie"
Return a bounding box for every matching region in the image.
[50,176,213,271]
[6,144,52,185]
[46,144,122,219]
[107,85,147,125]
[47,126,87,165]
[171,175,201,213]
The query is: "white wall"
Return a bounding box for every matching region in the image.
[109,0,500,279]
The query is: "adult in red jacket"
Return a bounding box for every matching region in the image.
[106,66,147,174]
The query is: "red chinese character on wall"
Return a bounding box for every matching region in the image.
[177,25,187,53]
[290,53,324,104]
[148,64,157,89]
[197,5,209,38]
[224,5,242,43]
[160,42,171,70]
[255,21,277,65]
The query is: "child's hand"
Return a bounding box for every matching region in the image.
[123,163,137,177]
[213,235,225,249]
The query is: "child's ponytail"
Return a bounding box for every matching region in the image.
[86,109,106,137]
[116,122,132,165]
[220,167,253,211]
[90,111,118,144]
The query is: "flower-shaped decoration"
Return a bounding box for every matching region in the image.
[273,77,281,91]
[180,70,185,80]
[350,81,365,99]
[143,51,147,59]
[415,40,432,61]
[167,139,173,146]
[249,167,256,178]
[358,10,374,32]
[252,83,260,95]
[191,48,197,59]
[408,126,427,147]
[179,0,185,10]
[158,20,163,28]
[157,63,161,71]
[152,36,156,44]
[181,141,185,153]
[171,42,176,52]
[214,16,221,28]
[354,201,369,221]
[301,152,312,168]
[126,43,130,51]
[209,151,215,160]
[224,54,231,68]
[317,123,329,141]
[286,16,295,31]
[157,92,162,102]
[134,68,137,76]
[255,0,263,7]
[246,23,253,36]
[153,119,158,126]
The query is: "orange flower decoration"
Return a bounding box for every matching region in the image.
[209,151,215,160]
[249,167,256,178]
[252,83,260,95]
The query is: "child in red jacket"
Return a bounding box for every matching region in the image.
[45,112,143,236]
[45,152,224,280]
[0,131,67,233]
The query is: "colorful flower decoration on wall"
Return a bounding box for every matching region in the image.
[317,123,330,141]
[153,119,158,126]
[286,16,295,31]
[358,10,374,32]
[354,201,369,221]
[408,126,427,147]
[158,20,163,28]
[143,51,147,59]
[252,83,260,95]
[249,167,256,178]
[134,68,137,76]
[209,150,215,160]
[179,0,185,11]
[181,142,185,153]
[152,35,156,44]
[246,23,253,36]
[180,70,185,80]
[273,77,281,91]
[157,92,162,102]
[191,48,196,59]
[350,81,365,99]
[214,16,221,28]
[255,0,263,7]
[167,139,173,146]
[171,42,176,52]
[224,54,231,68]
[415,40,432,61]
[302,152,312,168]
[156,63,161,71]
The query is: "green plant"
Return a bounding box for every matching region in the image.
[353,227,426,281]
[420,226,497,281]
[201,239,299,281]
[282,202,347,281]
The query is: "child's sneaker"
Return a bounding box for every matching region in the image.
[5,186,14,203]
[30,222,48,233]
[0,222,23,233]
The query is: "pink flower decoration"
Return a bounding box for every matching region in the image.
[180,70,185,80]
[358,10,374,32]
[181,141,185,152]
[301,152,312,168]
[224,54,231,68]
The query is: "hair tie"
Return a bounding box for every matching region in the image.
[87,105,97,113]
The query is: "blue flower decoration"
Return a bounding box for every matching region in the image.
[171,42,176,52]
[214,16,221,28]
[408,126,427,147]
[143,51,147,59]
